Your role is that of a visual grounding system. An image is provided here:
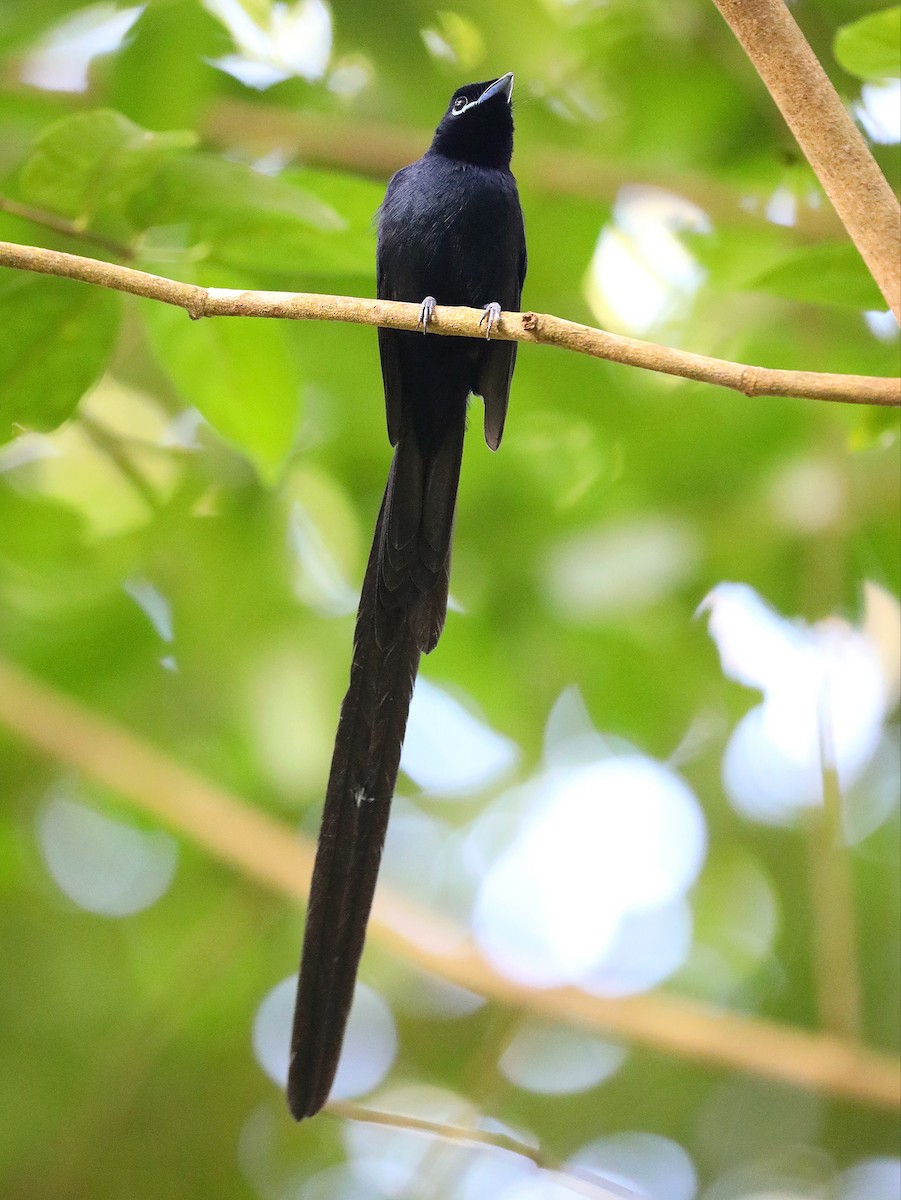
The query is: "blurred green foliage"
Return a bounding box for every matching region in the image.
[834,5,901,80]
[0,1,898,1198]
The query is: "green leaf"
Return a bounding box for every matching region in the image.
[135,157,377,280]
[108,1,227,132]
[0,0,86,55]
[140,287,302,483]
[834,6,901,81]
[16,110,374,279]
[0,271,121,441]
[423,12,485,70]
[745,242,885,310]
[18,109,194,237]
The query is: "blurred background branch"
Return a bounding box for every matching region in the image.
[0,194,133,259]
[804,707,863,1040]
[325,1100,629,1198]
[203,101,845,241]
[0,654,897,1111]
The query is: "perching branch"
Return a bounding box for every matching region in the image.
[0,653,898,1111]
[709,0,901,321]
[1,240,898,408]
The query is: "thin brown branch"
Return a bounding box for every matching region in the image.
[709,0,901,321]
[78,413,162,513]
[8,77,835,240]
[1,240,897,408]
[804,698,863,1039]
[0,194,133,260]
[204,100,845,242]
[325,1101,630,1199]
[0,654,898,1110]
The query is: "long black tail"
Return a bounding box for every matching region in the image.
[287,413,464,1120]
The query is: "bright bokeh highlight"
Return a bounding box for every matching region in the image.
[701,581,900,828]
[38,790,178,916]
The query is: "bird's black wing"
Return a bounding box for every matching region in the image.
[478,340,517,451]
[376,172,408,448]
[476,211,527,451]
[377,328,404,448]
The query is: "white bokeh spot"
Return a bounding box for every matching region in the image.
[38,790,178,917]
[473,753,706,988]
[253,976,396,1101]
[701,581,899,827]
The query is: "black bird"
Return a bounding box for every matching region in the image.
[287,73,527,1121]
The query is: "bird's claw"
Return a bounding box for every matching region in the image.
[418,295,436,333]
[480,301,502,340]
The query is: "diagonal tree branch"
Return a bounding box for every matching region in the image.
[710,0,901,321]
[0,653,898,1110]
[1,239,898,408]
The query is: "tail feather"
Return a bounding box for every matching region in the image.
[287,492,419,1120]
[287,415,465,1120]
[393,412,465,652]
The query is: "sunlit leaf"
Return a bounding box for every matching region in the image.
[422,11,485,70]
[0,271,120,440]
[140,289,302,483]
[0,0,87,54]
[108,0,227,131]
[18,108,194,234]
[834,6,901,81]
[135,155,377,279]
[745,241,885,309]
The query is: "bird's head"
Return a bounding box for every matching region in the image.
[430,73,515,168]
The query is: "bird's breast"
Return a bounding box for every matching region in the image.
[378,159,521,310]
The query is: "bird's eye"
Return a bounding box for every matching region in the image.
[452,96,468,112]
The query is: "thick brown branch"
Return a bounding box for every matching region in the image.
[1,239,897,408]
[710,0,901,320]
[0,654,898,1111]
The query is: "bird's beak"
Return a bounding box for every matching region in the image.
[477,73,514,106]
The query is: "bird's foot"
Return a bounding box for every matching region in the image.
[418,295,437,333]
[479,301,502,340]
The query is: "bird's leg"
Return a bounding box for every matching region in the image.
[479,301,502,340]
[418,295,437,334]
